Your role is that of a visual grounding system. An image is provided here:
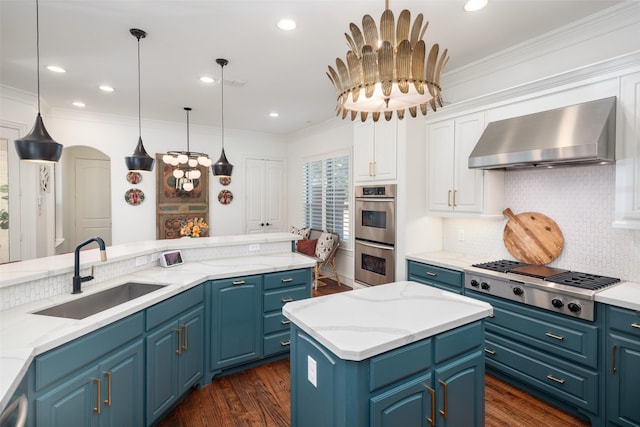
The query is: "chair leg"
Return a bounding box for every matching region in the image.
[330,259,341,287]
[314,264,319,291]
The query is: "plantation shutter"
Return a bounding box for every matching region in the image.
[303,160,323,230]
[325,155,350,243]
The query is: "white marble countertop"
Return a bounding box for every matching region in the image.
[595,281,640,311]
[282,281,493,361]
[406,251,493,272]
[0,251,315,413]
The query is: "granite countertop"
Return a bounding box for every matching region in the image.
[0,251,315,414]
[406,251,493,272]
[595,281,640,311]
[282,281,493,361]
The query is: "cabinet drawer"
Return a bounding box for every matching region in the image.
[264,285,309,312]
[408,261,462,288]
[369,338,432,392]
[472,292,598,368]
[264,331,291,356]
[264,269,310,290]
[435,321,483,364]
[608,305,640,337]
[35,312,144,391]
[264,311,291,335]
[146,285,203,331]
[485,333,598,413]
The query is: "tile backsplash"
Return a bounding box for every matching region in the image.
[443,164,640,282]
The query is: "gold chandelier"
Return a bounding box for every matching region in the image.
[327,1,449,122]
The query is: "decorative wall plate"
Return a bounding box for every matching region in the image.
[127,171,142,184]
[218,189,233,205]
[125,188,145,205]
[219,176,231,186]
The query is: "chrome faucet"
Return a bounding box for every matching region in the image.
[72,237,107,294]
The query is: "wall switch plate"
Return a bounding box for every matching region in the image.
[135,255,148,267]
[249,243,261,251]
[307,355,317,387]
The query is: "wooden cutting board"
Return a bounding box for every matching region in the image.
[502,208,564,265]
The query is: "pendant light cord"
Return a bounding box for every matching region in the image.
[137,35,142,139]
[186,108,190,152]
[35,0,41,114]
[220,63,225,150]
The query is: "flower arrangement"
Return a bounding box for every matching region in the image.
[180,217,208,238]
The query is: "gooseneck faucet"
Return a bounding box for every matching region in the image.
[72,237,107,294]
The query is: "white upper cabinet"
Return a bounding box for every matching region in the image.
[245,158,285,234]
[614,71,640,229]
[427,112,504,217]
[353,120,397,182]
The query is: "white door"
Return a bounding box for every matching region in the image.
[245,158,285,233]
[74,158,112,245]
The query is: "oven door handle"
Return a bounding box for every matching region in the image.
[356,240,394,250]
[355,197,395,203]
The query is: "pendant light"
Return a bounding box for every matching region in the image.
[171,107,208,192]
[125,28,155,172]
[14,0,63,163]
[212,58,233,177]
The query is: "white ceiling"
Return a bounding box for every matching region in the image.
[0,0,624,135]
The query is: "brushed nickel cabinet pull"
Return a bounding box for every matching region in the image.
[632,323,640,329]
[546,375,565,384]
[103,372,112,406]
[369,162,373,177]
[281,319,291,325]
[612,345,617,373]
[281,297,294,303]
[281,278,293,283]
[545,332,564,341]
[484,348,496,356]
[439,379,448,418]
[447,190,452,207]
[426,271,437,277]
[426,386,436,426]
[182,324,188,351]
[232,280,246,285]
[175,329,182,355]
[93,378,101,414]
[453,189,457,207]
[281,340,291,346]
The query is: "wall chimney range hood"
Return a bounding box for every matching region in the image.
[468,97,616,170]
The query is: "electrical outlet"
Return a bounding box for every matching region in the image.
[249,243,260,252]
[135,255,148,267]
[307,355,317,387]
[458,229,465,241]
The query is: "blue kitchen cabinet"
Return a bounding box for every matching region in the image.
[606,305,640,426]
[290,321,484,427]
[467,289,602,425]
[407,260,464,294]
[208,275,263,372]
[32,313,145,427]
[146,285,204,425]
[263,269,312,357]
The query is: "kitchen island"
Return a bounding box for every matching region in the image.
[283,281,493,427]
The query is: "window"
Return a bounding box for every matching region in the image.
[302,152,350,245]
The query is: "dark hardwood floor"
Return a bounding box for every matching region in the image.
[157,279,590,427]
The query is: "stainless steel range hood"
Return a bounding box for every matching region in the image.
[468,97,616,170]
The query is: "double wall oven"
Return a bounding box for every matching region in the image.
[354,184,396,286]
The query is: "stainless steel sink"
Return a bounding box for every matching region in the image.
[34,282,166,319]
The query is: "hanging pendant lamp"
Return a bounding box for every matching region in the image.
[212,58,233,177]
[171,107,207,192]
[125,28,155,172]
[14,0,63,163]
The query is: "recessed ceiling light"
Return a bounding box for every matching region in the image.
[277,18,296,31]
[464,0,488,12]
[99,85,114,92]
[47,65,66,73]
[200,76,215,83]
[72,101,86,107]
[269,112,279,118]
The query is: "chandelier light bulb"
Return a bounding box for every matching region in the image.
[173,169,184,179]
[197,156,208,166]
[162,154,174,164]
[177,153,188,164]
[182,181,194,192]
[169,157,179,166]
[188,158,198,167]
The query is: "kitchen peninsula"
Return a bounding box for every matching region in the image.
[0,233,315,425]
[283,281,493,427]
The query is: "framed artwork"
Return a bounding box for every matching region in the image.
[155,154,209,239]
[127,171,142,184]
[218,190,233,205]
[219,176,231,186]
[125,188,144,205]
